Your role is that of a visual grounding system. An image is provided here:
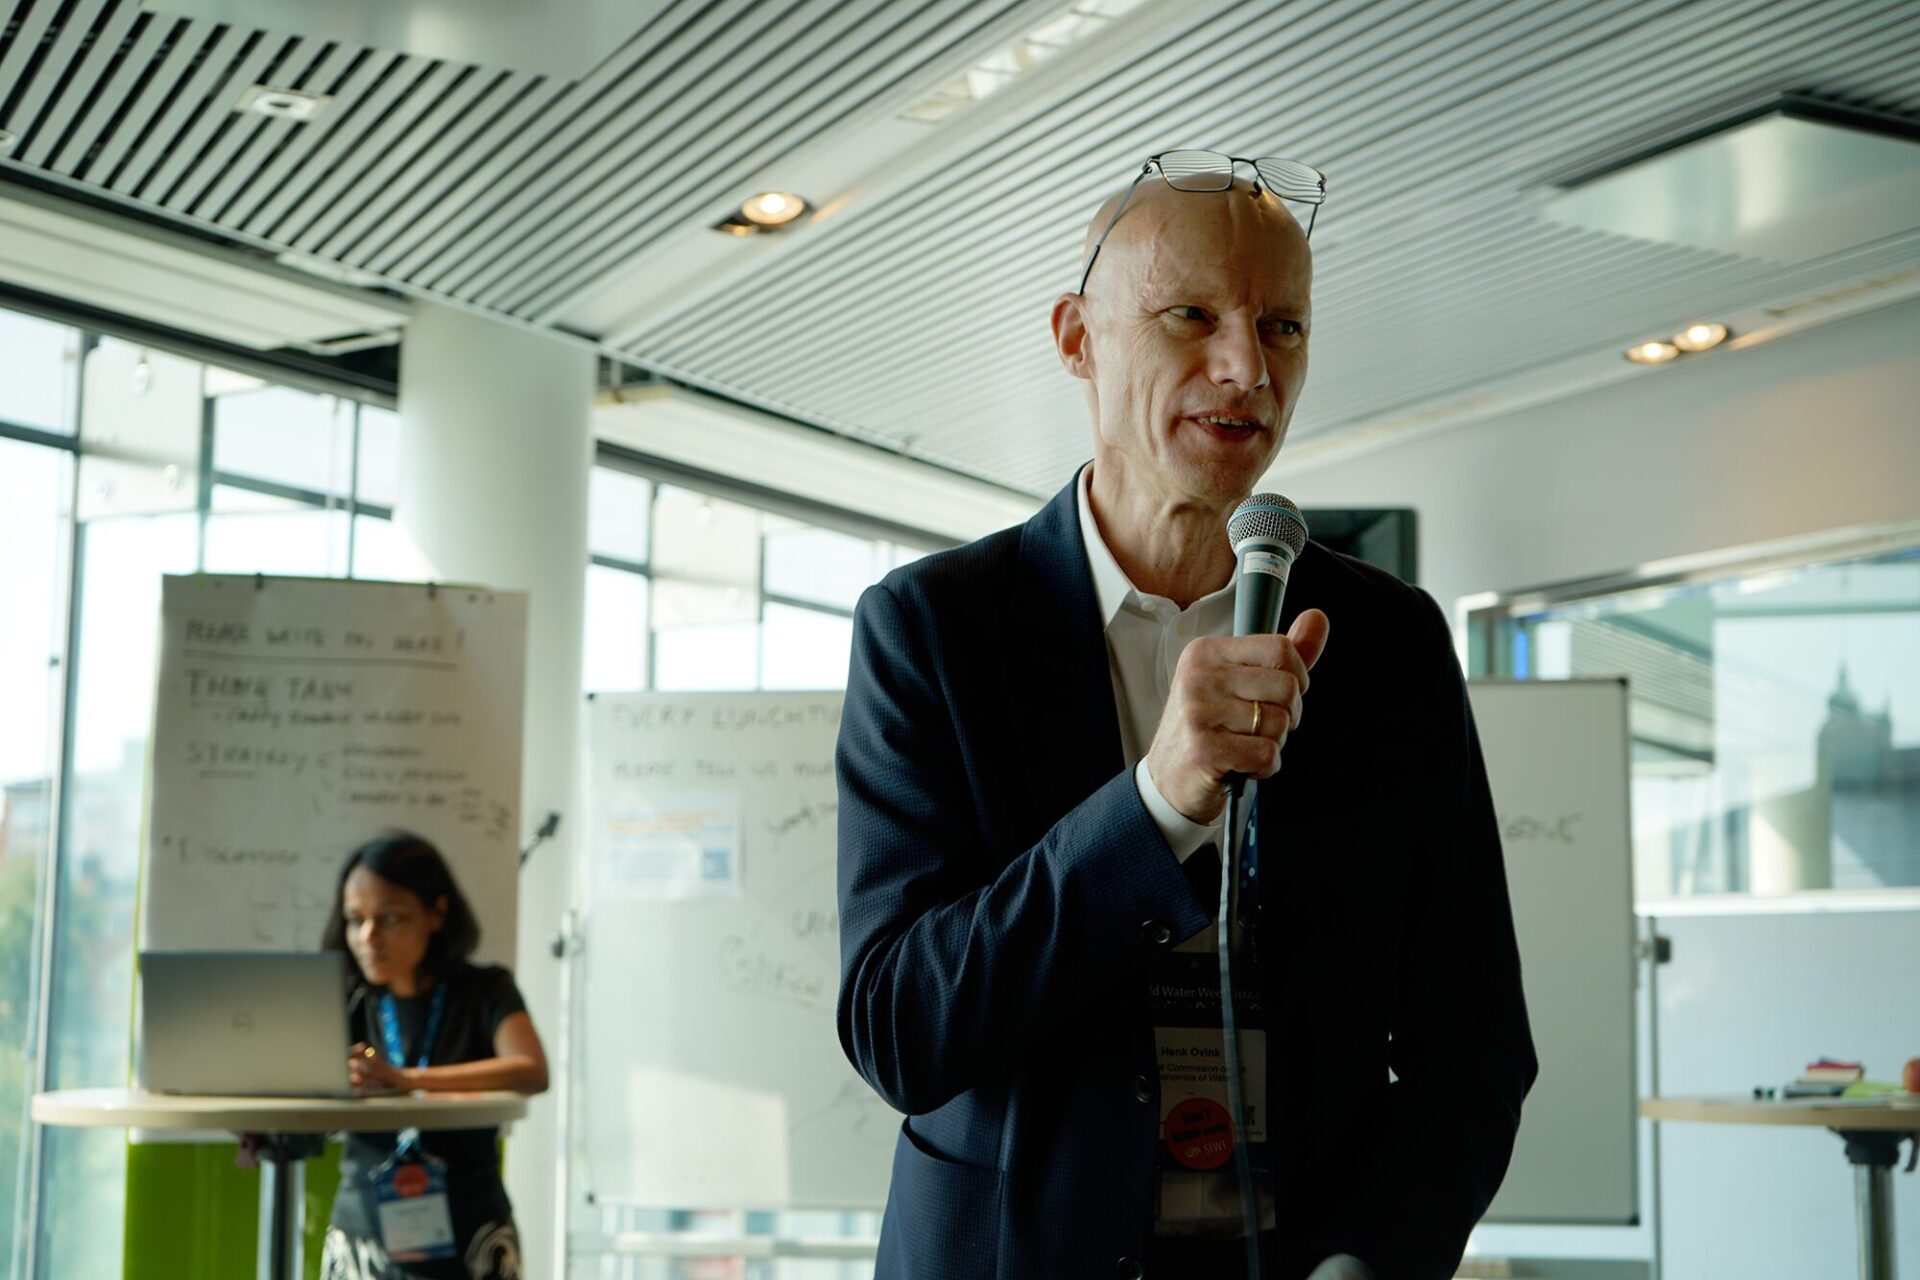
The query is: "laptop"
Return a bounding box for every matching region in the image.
[138,950,357,1097]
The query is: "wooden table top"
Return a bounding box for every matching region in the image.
[1642,1095,1920,1130]
[32,1087,528,1134]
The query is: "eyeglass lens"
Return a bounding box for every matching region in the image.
[1157,149,1237,191]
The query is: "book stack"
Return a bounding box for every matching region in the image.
[1784,1058,1864,1098]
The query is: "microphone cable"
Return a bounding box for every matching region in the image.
[1219,775,1261,1278]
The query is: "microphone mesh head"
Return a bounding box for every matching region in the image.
[1228,493,1309,555]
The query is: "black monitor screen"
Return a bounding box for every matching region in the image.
[1302,508,1418,585]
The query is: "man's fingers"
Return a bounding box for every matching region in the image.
[1288,608,1331,672]
[1206,632,1313,692]
[1219,731,1284,780]
[1206,671,1305,735]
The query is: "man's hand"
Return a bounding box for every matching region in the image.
[1144,608,1331,825]
[1306,1254,1375,1280]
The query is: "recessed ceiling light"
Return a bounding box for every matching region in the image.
[714,192,811,235]
[1624,340,1680,365]
[0,128,16,151]
[1672,321,1730,352]
[739,191,807,227]
[233,85,331,122]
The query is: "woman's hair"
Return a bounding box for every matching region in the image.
[320,830,481,979]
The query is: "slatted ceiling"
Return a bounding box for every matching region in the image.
[502,0,1039,317]
[627,0,1403,360]
[446,0,1020,308]
[17,0,130,166]
[457,0,897,305]
[163,43,302,213]
[109,23,240,195]
[0,0,68,131]
[291,64,477,253]
[189,40,348,218]
[244,54,431,238]
[409,0,777,296]
[316,69,550,263]
[171,35,337,212]
[2,3,1918,493]
[143,32,285,204]
[710,0,1781,347]
[359,3,706,282]
[215,47,379,229]
[49,8,160,171]
[271,59,461,245]
[627,13,1237,342]
[336,76,556,271]
[642,0,1696,366]
[79,14,196,184]
[624,0,1920,487]
[11,11,105,156]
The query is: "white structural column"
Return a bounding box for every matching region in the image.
[396,301,593,1276]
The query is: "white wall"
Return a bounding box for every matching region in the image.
[1277,295,1920,612]
[1655,909,1920,1280]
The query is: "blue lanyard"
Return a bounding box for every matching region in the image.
[1243,792,1259,888]
[379,982,448,1069]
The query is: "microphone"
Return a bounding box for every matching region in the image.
[1228,493,1309,638]
[1219,491,1308,1279]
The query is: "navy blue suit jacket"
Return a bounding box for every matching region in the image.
[836,473,1536,1278]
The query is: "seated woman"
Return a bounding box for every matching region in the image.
[319,831,548,1280]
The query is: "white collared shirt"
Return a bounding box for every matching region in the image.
[1074,464,1229,864]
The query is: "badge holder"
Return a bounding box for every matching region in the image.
[370,1128,457,1262]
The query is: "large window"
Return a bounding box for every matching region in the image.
[0,434,73,1276]
[0,303,418,1278]
[1471,533,1920,904]
[582,466,928,698]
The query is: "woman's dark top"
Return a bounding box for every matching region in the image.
[330,962,528,1252]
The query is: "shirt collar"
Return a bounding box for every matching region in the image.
[1075,463,1234,627]
[1076,464,1135,629]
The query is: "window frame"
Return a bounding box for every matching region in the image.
[588,447,948,695]
[0,305,404,1280]
[1463,518,1920,915]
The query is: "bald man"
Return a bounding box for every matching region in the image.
[836,158,1535,1279]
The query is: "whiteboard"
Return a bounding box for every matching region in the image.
[1470,678,1638,1225]
[144,575,527,962]
[579,692,894,1209]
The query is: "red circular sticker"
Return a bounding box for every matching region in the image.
[1162,1096,1236,1170]
[391,1163,431,1198]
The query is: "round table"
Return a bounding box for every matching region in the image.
[33,1088,528,1280]
[1641,1095,1920,1280]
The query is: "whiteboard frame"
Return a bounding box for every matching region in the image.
[570,690,891,1216]
[1471,677,1640,1228]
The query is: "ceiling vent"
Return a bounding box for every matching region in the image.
[1537,96,1920,263]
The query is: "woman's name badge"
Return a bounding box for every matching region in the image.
[372,1156,456,1261]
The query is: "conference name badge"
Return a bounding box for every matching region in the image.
[372,1155,456,1261]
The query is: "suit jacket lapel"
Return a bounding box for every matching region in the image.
[1012,470,1126,836]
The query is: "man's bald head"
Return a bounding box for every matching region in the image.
[1077,174,1309,303]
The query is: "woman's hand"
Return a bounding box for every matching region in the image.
[348,1042,414,1095]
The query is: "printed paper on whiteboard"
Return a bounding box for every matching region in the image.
[599,791,742,900]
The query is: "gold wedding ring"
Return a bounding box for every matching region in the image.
[1249,700,1262,735]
